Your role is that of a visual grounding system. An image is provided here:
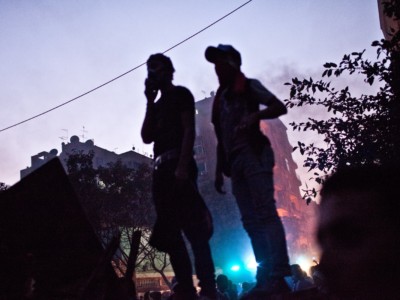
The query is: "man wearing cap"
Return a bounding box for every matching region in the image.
[141,53,217,300]
[205,45,291,298]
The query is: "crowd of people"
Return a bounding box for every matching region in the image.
[140,263,322,300]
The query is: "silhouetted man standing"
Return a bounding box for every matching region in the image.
[141,53,217,300]
[205,45,291,299]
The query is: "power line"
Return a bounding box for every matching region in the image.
[0,0,253,133]
[161,0,252,53]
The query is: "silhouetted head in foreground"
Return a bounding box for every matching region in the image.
[205,44,241,87]
[216,274,229,293]
[317,165,400,298]
[290,264,306,282]
[146,53,175,91]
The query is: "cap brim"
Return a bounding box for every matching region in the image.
[205,46,224,63]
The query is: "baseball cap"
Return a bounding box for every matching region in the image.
[205,44,241,68]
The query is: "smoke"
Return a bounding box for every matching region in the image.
[253,62,324,193]
[255,60,382,198]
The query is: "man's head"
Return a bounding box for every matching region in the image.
[216,274,229,292]
[146,53,175,89]
[205,44,241,86]
[317,165,400,297]
[290,264,305,281]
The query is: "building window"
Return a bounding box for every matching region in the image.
[197,161,207,175]
[193,145,205,156]
[129,161,140,169]
[285,158,290,171]
[137,278,160,288]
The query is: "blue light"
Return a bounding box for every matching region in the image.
[245,255,258,271]
[230,265,240,272]
[246,260,258,270]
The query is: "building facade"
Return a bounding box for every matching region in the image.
[20,135,152,179]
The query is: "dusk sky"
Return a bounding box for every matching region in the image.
[0,0,383,185]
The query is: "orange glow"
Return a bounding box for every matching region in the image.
[277,208,289,217]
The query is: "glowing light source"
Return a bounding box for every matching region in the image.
[245,257,258,270]
[295,256,313,275]
[230,265,240,272]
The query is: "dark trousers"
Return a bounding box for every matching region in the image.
[230,146,291,282]
[150,158,216,296]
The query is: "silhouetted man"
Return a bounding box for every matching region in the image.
[318,165,400,299]
[290,264,314,292]
[205,45,291,299]
[141,53,217,300]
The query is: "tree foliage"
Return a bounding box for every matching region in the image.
[65,151,170,281]
[285,1,400,203]
[66,150,154,230]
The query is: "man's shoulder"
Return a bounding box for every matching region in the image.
[245,78,275,103]
[170,85,194,110]
[246,78,266,90]
[173,85,193,97]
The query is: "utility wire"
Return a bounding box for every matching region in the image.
[0,0,253,133]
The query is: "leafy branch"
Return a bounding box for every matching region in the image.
[285,16,399,202]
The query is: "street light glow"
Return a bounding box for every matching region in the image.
[230,265,240,272]
[296,256,313,275]
[246,260,258,270]
[245,255,258,271]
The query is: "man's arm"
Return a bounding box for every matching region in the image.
[141,79,158,144]
[238,79,287,129]
[212,87,227,194]
[175,110,195,180]
[251,78,287,118]
[254,96,287,119]
[214,142,226,194]
[141,103,156,144]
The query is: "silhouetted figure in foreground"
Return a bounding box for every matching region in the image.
[317,165,400,299]
[144,291,150,300]
[227,280,238,300]
[141,54,217,300]
[216,274,230,300]
[290,264,314,292]
[205,45,291,299]
[238,282,252,299]
[149,291,162,300]
[309,265,327,295]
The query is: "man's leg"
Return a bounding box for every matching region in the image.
[231,147,290,289]
[167,232,198,300]
[183,184,217,299]
[189,239,217,299]
[152,164,197,299]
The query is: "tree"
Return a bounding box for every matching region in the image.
[284,1,400,203]
[66,151,154,229]
[136,228,173,289]
[65,151,172,287]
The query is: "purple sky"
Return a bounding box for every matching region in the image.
[0,0,383,185]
